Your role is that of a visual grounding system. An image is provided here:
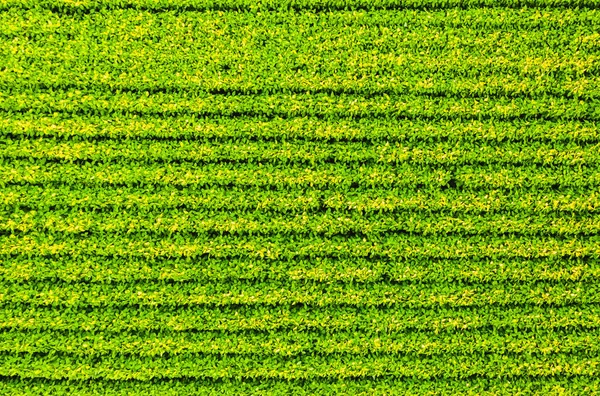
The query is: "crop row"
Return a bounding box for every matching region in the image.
[2,0,600,11]
[6,20,594,60]
[2,161,599,190]
[4,72,599,100]
[2,377,600,396]
[0,255,596,283]
[3,117,598,143]
[2,92,598,120]
[2,139,599,166]
[2,233,599,259]
[0,279,597,307]
[1,327,598,356]
[3,186,599,213]
[2,11,597,93]
[5,74,600,100]
[3,11,598,97]
[3,8,600,36]
[1,377,599,396]
[5,46,597,93]
[0,352,598,380]
[3,209,600,236]
[4,9,597,44]
[4,304,600,332]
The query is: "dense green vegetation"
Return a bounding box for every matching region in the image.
[1,0,599,394]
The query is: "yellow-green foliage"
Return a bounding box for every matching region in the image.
[1,1,600,395]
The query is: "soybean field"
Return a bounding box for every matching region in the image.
[1,0,600,395]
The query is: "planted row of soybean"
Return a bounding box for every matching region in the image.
[0,351,597,380]
[2,10,596,94]
[3,9,595,53]
[2,161,600,190]
[3,116,598,144]
[6,71,599,100]
[2,233,599,260]
[3,23,597,98]
[4,7,599,36]
[1,377,598,396]
[4,210,600,237]
[0,255,595,283]
[2,92,598,120]
[5,47,596,93]
[2,327,598,356]
[3,139,598,166]
[4,304,600,332]
[0,279,597,307]
[2,0,600,11]
[3,185,599,214]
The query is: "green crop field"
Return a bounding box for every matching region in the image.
[1,0,600,394]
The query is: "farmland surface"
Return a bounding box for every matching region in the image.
[1,0,600,394]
